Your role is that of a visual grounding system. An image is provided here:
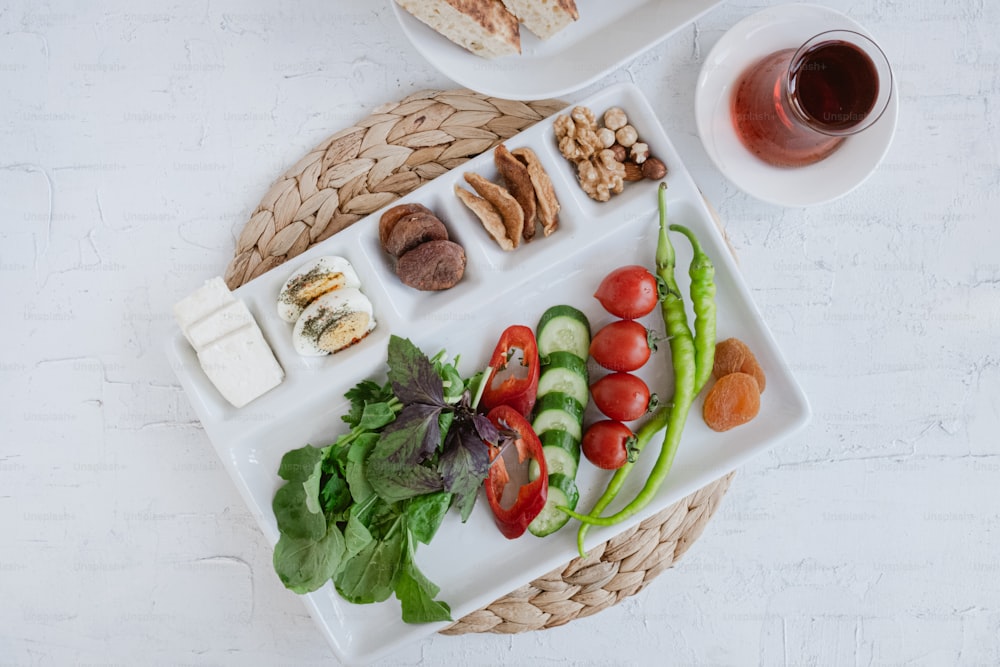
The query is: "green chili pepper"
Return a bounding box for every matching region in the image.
[574,404,669,557]
[561,183,699,529]
[668,223,716,394]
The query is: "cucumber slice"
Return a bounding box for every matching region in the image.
[531,409,582,442]
[539,430,580,461]
[533,392,585,421]
[537,305,591,360]
[528,445,579,481]
[541,350,589,376]
[527,475,580,537]
[547,472,580,509]
[537,367,589,407]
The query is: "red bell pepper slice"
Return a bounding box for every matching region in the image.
[484,405,548,539]
[480,325,540,419]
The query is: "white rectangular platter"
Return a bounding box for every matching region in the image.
[166,82,811,665]
[391,0,724,99]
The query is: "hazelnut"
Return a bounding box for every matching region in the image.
[623,162,644,182]
[609,143,627,162]
[630,142,649,164]
[603,107,628,131]
[641,157,667,180]
[597,127,616,148]
[615,124,638,148]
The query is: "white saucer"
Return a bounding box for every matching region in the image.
[695,3,899,207]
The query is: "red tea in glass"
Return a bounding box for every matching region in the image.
[731,30,893,168]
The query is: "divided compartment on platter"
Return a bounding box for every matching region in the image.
[169,243,405,436]
[543,91,675,223]
[251,242,402,373]
[441,135,589,276]
[165,293,295,432]
[360,184,500,322]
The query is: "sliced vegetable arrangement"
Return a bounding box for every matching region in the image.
[565,183,719,557]
[270,182,766,618]
[483,405,548,539]
[527,305,592,537]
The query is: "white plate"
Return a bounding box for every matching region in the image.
[695,3,899,207]
[391,0,724,100]
[167,82,811,664]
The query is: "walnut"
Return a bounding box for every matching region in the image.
[554,106,602,162]
[576,149,625,202]
[603,107,628,131]
[615,124,638,148]
[630,142,649,164]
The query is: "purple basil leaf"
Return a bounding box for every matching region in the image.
[387,335,445,407]
[439,424,491,522]
[375,403,443,465]
[471,412,500,445]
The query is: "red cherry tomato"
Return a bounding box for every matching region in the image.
[582,420,636,470]
[590,372,654,421]
[589,320,654,372]
[594,265,659,319]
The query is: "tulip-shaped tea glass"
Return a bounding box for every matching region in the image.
[730,29,893,168]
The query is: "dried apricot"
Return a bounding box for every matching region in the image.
[703,372,761,432]
[712,338,749,377]
[712,337,766,393]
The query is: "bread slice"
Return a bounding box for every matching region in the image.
[501,0,578,40]
[396,0,521,59]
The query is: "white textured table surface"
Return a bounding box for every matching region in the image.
[2,1,998,665]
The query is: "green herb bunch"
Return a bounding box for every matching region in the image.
[271,335,496,623]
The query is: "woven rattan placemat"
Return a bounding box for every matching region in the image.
[225,88,734,633]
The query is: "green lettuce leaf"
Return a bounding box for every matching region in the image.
[272,481,326,541]
[335,516,406,605]
[405,491,451,545]
[395,557,452,624]
[272,522,345,594]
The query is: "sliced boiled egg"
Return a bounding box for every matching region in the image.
[292,287,376,356]
[277,255,362,323]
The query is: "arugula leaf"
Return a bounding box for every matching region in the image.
[367,456,444,504]
[319,474,352,517]
[387,335,445,407]
[343,509,374,560]
[373,402,443,465]
[277,444,324,482]
[335,515,406,604]
[438,417,492,522]
[345,432,379,504]
[272,522,345,594]
[272,481,326,541]
[405,491,451,545]
[395,556,452,623]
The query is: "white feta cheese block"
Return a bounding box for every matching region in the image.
[197,325,285,408]
[292,287,376,356]
[276,256,362,323]
[186,300,253,351]
[173,277,235,344]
